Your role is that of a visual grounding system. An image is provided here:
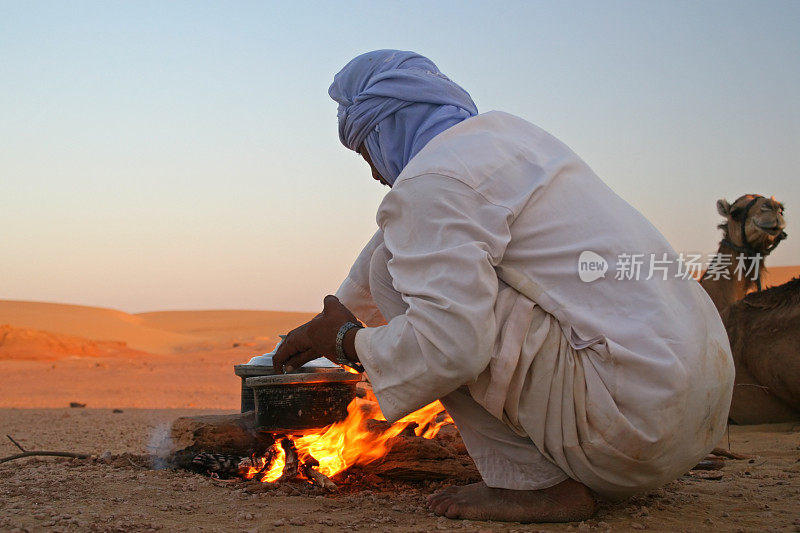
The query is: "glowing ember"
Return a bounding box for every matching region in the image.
[241,399,453,483]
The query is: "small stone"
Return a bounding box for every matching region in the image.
[273,519,285,527]
[289,517,305,526]
[721,511,730,517]
[631,523,646,530]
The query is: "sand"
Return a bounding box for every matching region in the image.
[0,298,799,531]
[0,300,315,409]
[765,266,800,288]
[1,410,798,532]
[0,300,314,356]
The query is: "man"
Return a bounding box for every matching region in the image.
[273,50,734,523]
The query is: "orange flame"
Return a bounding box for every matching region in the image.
[248,440,286,482]
[242,399,453,482]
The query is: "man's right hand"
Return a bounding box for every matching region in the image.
[272,318,317,374]
[272,295,360,374]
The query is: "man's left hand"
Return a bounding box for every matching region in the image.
[272,295,359,373]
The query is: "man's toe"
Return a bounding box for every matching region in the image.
[428,485,458,505]
[427,492,446,507]
[443,501,463,519]
[432,497,454,516]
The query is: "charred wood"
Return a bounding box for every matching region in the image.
[301,463,338,491]
[278,438,299,482]
[373,434,479,482]
[168,412,274,464]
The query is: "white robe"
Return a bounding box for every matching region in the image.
[336,111,734,498]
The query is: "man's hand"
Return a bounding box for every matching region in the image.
[272,295,360,374]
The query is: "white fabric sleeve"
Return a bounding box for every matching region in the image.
[355,174,513,422]
[334,229,387,327]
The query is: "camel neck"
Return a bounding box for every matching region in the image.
[700,241,758,312]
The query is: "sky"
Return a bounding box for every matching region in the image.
[2,1,798,313]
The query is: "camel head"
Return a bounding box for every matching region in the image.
[716,194,787,254]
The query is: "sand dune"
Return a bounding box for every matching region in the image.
[0,325,142,361]
[0,300,200,354]
[0,302,314,407]
[0,300,315,359]
[764,265,800,288]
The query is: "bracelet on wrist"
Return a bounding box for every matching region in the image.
[335,321,364,372]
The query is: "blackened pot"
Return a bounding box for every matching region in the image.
[246,372,361,432]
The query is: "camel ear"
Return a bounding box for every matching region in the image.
[717,199,731,217]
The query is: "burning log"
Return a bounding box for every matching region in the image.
[373,434,479,482]
[252,447,277,482]
[277,438,299,482]
[303,465,338,491]
[168,411,274,459]
[300,455,337,491]
[364,419,417,437]
[167,397,478,487]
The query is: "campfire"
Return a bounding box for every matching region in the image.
[236,399,453,489]
[153,350,474,492]
[172,395,464,492]
[162,354,477,490]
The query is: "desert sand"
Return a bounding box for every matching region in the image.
[765,266,800,289]
[0,301,314,409]
[1,297,799,532]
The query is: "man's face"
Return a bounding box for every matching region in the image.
[357,143,390,187]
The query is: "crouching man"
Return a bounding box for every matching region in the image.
[273,50,734,523]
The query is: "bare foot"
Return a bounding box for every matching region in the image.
[427,478,596,523]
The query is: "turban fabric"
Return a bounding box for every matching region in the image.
[329,50,478,185]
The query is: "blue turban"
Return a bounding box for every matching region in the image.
[329,50,478,185]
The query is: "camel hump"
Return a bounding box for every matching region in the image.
[724,280,800,424]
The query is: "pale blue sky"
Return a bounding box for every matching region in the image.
[2,1,798,312]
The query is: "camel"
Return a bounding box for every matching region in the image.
[700,194,787,312]
[722,278,800,424]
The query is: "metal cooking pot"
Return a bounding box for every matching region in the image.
[234,345,360,432]
[246,371,361,432]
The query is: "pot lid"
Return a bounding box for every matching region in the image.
[246,371,361,387]
[244,352,339,370]
[236,336,341,376]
